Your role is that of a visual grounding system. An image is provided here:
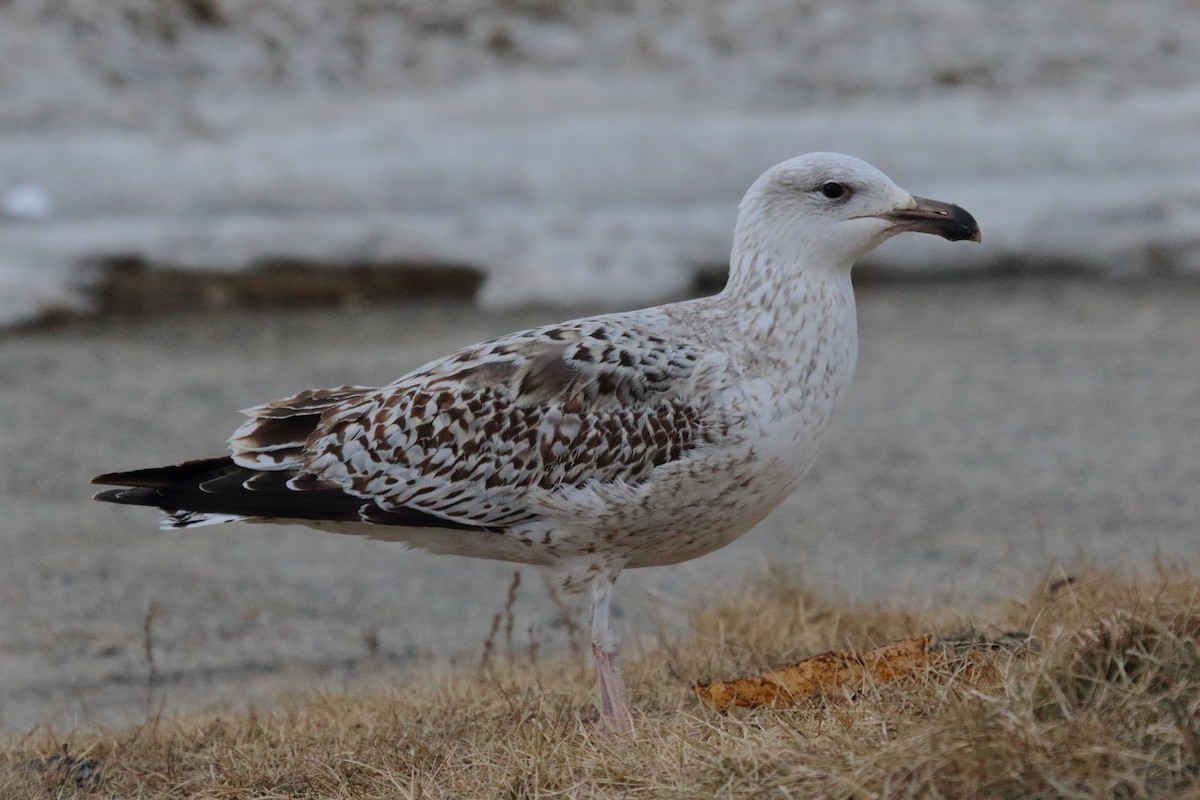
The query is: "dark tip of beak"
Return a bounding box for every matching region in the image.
[880,196,981,243]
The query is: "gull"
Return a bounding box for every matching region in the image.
[93,153,979,734]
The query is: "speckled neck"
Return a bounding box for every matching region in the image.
[716,239,859,378]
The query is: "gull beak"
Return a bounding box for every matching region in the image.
[876,196,981,243]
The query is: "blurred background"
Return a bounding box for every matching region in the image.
[2,0,1198,734]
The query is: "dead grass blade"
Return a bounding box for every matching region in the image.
[3,566,1197,799]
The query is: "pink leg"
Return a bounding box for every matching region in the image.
[590,573,634,735]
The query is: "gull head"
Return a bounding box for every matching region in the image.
[737,152,980,271]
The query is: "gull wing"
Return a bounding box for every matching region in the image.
[226,314,720,529]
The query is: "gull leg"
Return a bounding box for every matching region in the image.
[590,572,634,735]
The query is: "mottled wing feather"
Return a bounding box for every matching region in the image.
[232,316,717,529]
[230,386,372,469]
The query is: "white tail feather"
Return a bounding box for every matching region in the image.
[161,511,246,529]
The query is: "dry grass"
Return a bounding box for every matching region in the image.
[5,567,1200,799]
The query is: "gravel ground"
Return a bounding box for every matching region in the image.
[2,277,1198,734]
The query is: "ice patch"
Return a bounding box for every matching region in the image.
[0,86,1198,327]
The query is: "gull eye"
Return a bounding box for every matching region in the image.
[821,181,849,200]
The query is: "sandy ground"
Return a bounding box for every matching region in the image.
[2,278,1198,735]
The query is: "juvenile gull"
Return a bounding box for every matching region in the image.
[93,152,980,733]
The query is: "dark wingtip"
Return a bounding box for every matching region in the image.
[91,457,235,488]
[92,486,162,506]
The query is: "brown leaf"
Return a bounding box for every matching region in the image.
[695,634,1010,710]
